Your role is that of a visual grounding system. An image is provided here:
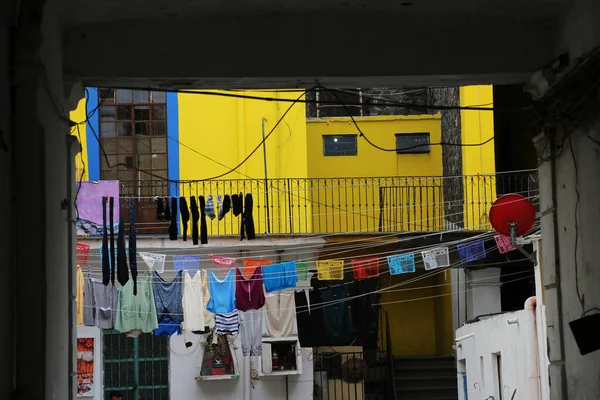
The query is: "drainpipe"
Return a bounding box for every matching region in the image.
[67,135,81,400]
[549,131,569,400]
[262,117,271,234]
[524,297,542,400]
[243,355,251,400]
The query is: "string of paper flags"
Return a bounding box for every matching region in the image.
[75,233,521,282]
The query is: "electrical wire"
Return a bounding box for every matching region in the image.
[78,255,534,319]
[81,226,538,284]
[79,201,540,260]
[568,135,585,314]
[106,85,530,113]
[79,207,540,265]
[324,86,495,153]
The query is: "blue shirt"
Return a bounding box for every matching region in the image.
[263,261,298,293]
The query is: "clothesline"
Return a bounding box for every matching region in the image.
[78,238,503,291]
[77,266,531,319]
[76,243,533,353]
[78,227,531,278]
[77,195,540,260]
[79,209,536,260]
[79,231,501,282]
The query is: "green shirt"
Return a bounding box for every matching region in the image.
[115,271,159,333]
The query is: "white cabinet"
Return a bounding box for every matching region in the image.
[260,337,302,376]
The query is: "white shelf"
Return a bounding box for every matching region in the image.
[195,374,240,382]
[262,336,299,343]
[264,369,300,376]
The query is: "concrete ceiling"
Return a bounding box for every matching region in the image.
[54,0,575,88]
[55,0,570,26]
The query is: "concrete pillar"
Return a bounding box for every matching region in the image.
[0,5,14,400]
[12,2,74,399]
[539,121,600,400]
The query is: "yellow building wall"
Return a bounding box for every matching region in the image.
[177,90,311,235]
[71,98,89,182]
[306,115,444,233]
[379,269,455,357]
[460,85,497,230]
[380,271,438,356]
[306,115,442,178]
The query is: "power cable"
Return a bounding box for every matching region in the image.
[105,85,530,113]
[568,135,585,314]
[324,86,495,153]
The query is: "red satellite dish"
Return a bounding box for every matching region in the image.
[489,193,536,237]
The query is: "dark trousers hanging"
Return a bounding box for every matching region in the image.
[129,197,138,295]
[241,193,256,241]
[190,196,199,245]
[117,209,129,286]
[199,195,208,244]
[169,197,178,240]
[164,197,172,220]
[156,197,165,220]
[102,197,110,286]
[180,197,190,241]
[109,196,116,285]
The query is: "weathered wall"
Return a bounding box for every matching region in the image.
[0,3,13,399]
[540,1,600,399]
[37,5,75,399]
[455,310,541,400]
[539,124,600,400]
[380,270,446,357]
[169,335,313,400]
[465,269,501,322]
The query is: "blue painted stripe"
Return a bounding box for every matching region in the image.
[166,92,180,233]
[86,87,101,181]
[167,92,180,196]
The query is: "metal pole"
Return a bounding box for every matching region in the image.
[262,117,271,234]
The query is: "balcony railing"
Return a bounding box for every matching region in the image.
[120,171,539,236]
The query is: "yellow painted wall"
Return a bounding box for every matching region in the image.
[71,98,89,181]
[460,85,496,176]
[380,271,438,356]
[178,90,308,181]
[460,85,497,230]
[433,269,454,355]
[177,90,311,235]
[379,269,455,357]
[306,115,444,233]
[306,115,442,178]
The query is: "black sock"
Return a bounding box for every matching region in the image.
[117,210,129,286]
[156,197,165,220]
[169,197,178,240]
[129,197,138,296]
[190,196,199,245]
[232,193,242,216]
[110,197,117,285]
[102,197,110,286]
[180,197,190,241]
[199,196,208,244]
[244,193,256,240]
[219,195,231,220]
[164,197,172,220]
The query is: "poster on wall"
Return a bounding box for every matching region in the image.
[77,337,95,396]
[76,181,120,236]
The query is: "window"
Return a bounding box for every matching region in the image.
[103,330,169,399]
[492,352,503,400]
[98,89,168,198]
[395,133,431,154]
[323,135,358,156]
